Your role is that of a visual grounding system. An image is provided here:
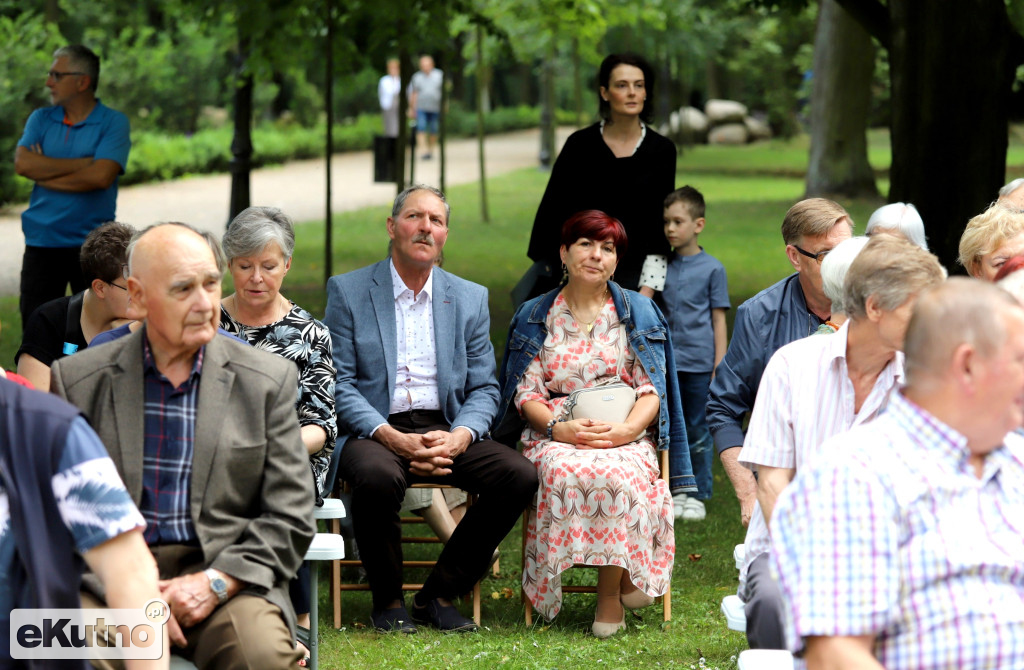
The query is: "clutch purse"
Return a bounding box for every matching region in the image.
[563,383,636,424]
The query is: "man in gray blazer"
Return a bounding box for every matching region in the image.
[52,223,314,669]
[325,185,537,633]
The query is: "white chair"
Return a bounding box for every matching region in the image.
[737,649,795,670]
[306,498,347,670]
[721,543,747,632]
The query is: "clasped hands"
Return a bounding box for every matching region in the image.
[552,417,641,449]
[378,425,472,476]
[159,570,241,647]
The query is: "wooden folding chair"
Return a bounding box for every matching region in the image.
[332,483,483,626]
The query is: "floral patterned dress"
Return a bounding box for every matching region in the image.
[220,303,337,496]
[516,293,675,620]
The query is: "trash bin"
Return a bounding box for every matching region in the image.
[373,135,397,183]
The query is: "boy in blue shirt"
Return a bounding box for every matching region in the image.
[661,186,729,521]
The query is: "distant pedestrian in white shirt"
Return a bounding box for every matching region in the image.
[378,58,401,138]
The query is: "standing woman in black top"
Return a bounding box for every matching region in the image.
[526,53,677,298]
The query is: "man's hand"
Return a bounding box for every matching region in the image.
[421,427,472,459]
[374,425,457,476]
[159,570,241,629]
[720,447,757,527]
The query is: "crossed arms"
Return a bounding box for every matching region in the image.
[15,144,120,192]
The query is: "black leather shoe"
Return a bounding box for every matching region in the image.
[371,605,417,634]
[411,597,479,633]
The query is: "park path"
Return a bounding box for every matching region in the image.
[0,127,570,296]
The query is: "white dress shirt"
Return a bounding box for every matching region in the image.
[370,260,475,442]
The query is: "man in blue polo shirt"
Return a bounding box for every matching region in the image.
[705,198,851,533]
[14,44,130,331]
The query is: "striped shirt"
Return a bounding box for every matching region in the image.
[771,392,1024,669]
[737,323,903,592]
[141,335,202,545]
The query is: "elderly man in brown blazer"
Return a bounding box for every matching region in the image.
[51,222,314,670]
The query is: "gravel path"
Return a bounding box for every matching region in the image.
[0,127,569,296]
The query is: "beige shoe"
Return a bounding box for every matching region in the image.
[620,589,655,610]
[591,614,626,638]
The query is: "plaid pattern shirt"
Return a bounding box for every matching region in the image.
[771,392,1024,669]
[141,336,203,545]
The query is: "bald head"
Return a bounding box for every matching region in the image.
[904,278,1020,389]
[127,223,222,359]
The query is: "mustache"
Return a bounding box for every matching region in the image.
[411,233,435,246]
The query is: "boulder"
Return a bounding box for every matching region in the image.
[679,106,709,136]
[708,123,750,145]
[744,116,773,141]
[705,99,748,125]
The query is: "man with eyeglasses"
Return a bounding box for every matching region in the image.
[15,221,134,391]
[14,44,131,332]
[706,197,852,531]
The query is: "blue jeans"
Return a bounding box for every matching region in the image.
[677,371,713,500]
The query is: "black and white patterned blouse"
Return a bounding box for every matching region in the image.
[220,303,337,496]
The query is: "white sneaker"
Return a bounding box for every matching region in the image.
[672,493,688,519]
[681,497,706,521]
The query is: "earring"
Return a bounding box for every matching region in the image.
[561,264,568,284]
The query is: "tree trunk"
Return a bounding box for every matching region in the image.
[887,0,1016,270]
[323,0,334,285]
[539,40,557,169]
[805,0,878,199]
[572,37,584,127]
[228,46,253,223]
[476,25,489,222]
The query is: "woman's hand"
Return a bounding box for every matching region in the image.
[569,419,644,449]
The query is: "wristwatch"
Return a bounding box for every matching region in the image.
[204,568,229,604]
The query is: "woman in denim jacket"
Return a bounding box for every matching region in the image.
[495,211,694,638]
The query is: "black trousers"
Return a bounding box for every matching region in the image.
[339,410,538,610]
[20,245,87,331]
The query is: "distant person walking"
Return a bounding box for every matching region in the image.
[379,58,402,138]
[408,55,443,160]
[14,45,131,331]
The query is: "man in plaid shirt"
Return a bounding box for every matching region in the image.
[771,278,1024,669]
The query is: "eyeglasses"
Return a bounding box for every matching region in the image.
[792,244,831,264]
[106,280,128,292]
[47,70,85,82]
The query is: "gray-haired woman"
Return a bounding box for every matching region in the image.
[220,206,336,665]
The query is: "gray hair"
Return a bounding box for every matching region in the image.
[843,235,945,321]
[1000,178,1024,198]
[127,222,224,276]
[820,236,869,314]
[865,202,928,250]
[53,45,100,92]
[904,278,1021,390]
[223,207,296,262]
[392,184,450,225]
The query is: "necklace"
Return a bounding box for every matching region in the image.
[564,288,609,334]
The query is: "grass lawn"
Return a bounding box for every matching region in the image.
[3,131,1024,668]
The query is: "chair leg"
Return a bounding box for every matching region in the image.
[521,508,533,625]
[472,580,481,625]
[309,560,319,670]
[330,518,342,629]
